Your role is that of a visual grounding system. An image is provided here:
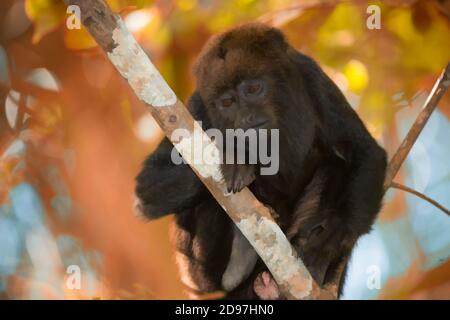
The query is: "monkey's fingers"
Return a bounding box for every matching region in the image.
[232,169,255,193]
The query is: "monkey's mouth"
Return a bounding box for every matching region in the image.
[251,120,270,129]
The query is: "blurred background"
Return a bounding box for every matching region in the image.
[0,0,449,299]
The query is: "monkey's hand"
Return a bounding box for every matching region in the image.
[221,164,256,193]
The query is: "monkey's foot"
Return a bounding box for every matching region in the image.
[253,271,281,300]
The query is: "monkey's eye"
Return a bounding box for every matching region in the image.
[245,83,262,95]
[221,97,235,108]
[239,80,264,99]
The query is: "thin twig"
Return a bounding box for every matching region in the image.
[383,63,450,191]
[258,0,339,25]
[390,182,450,216]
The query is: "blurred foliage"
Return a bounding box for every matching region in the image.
[25,0,66,43]
[0,0,449,299]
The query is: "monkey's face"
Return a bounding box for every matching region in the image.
[204,76,277,132]
[193,24,294,134]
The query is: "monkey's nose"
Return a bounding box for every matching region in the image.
[240,113,269,130]
[243,114,255,125]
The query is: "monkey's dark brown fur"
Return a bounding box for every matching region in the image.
[135,23,387,299]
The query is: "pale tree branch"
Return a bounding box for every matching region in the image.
[68,0,332,300]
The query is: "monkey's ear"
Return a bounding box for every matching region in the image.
[266,27,287,49]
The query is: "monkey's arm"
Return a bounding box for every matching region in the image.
[135,92,209,219]
[135,138,207,219]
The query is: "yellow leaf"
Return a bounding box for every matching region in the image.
[343,60,369,93]
[25,0,66,43]
[64,26,98,50]
[176,0,197,11]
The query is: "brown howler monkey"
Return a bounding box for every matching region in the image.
[135,23,387,299]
